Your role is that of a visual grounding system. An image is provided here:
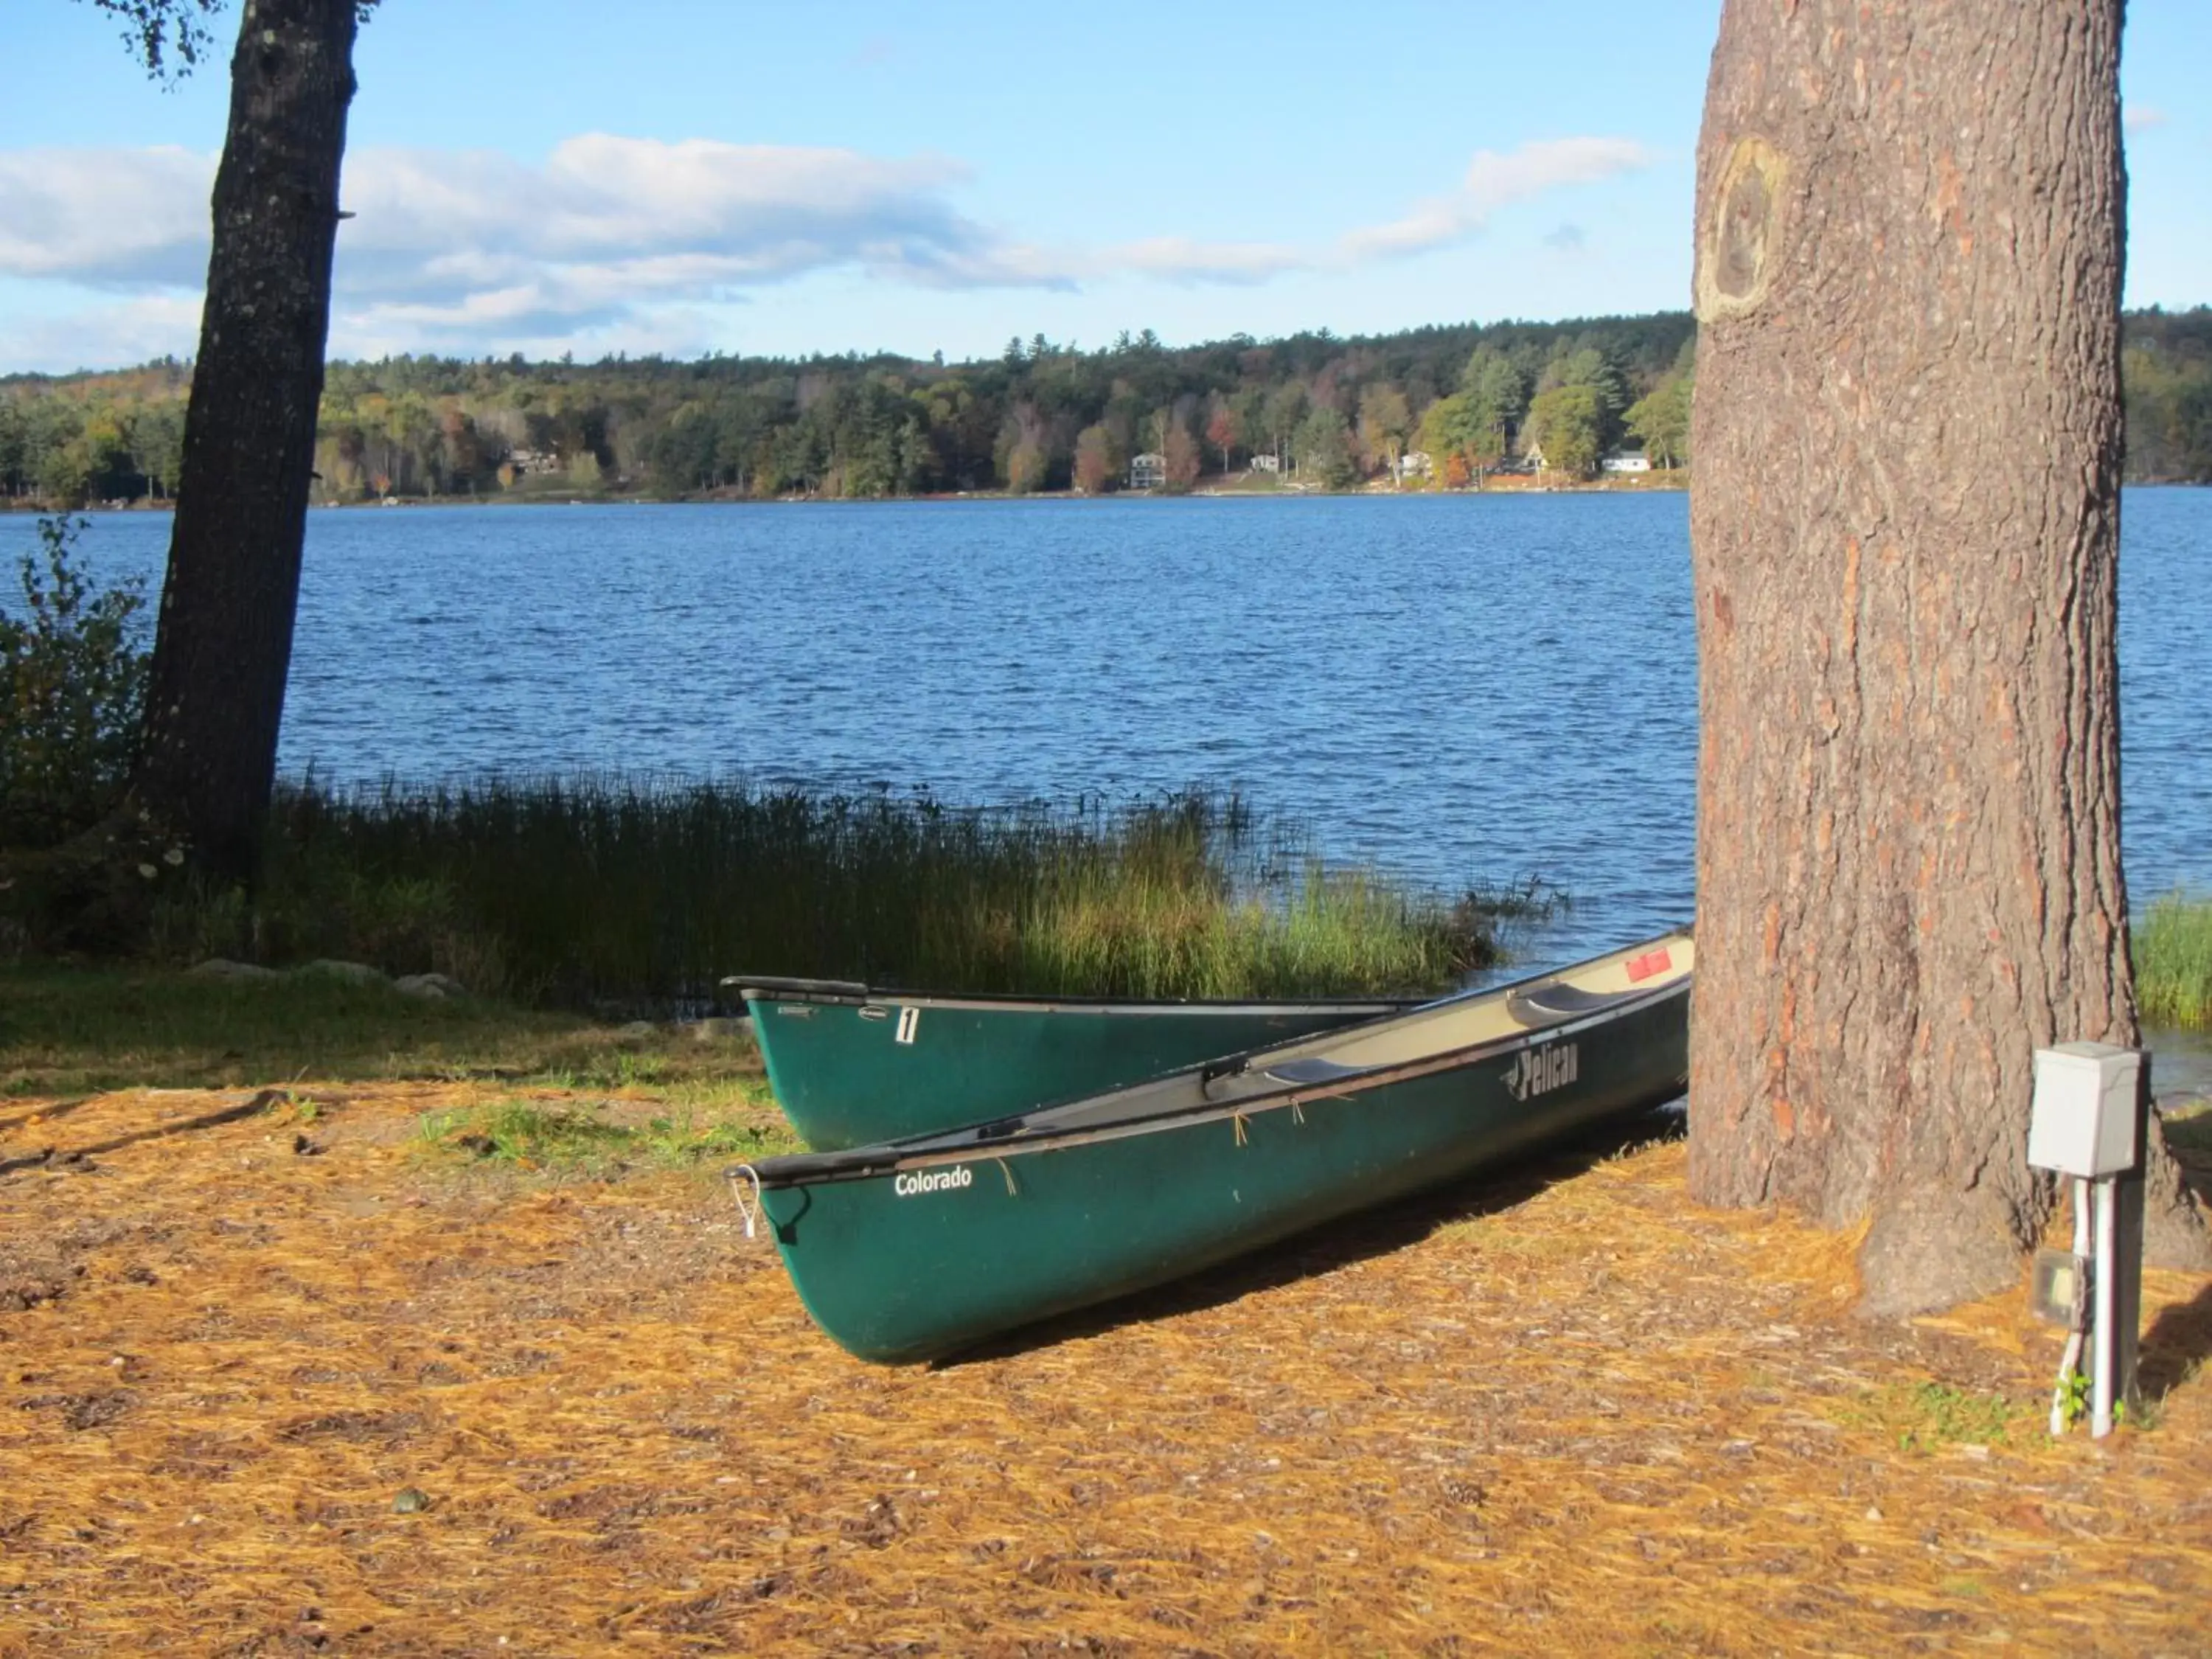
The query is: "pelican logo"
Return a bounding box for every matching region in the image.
[1502,1043,1577,1102]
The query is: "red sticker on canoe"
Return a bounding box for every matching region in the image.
[1625,947,1672,983]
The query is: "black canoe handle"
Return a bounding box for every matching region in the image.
[1200,1054,1252,1089]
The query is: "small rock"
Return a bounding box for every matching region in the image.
[292,1133,323,1157]
[689,1015,752,1043]
[187,959,280,982]
[297,959,387,986]
[394,972,464,1000]
[392,1487,432,1514]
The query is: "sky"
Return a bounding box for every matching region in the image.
[1,1,2206,374]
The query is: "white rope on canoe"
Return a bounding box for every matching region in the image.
[727,1164,763,1239]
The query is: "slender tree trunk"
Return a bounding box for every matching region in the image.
[1686,0,2208,1315]
[135,0,358,883]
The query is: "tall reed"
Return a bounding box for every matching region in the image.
[153,778,1530,1009]
[2137,892,2212,1030]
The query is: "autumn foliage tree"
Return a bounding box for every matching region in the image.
[1685,0,2208,1311]
[1072,424,1116,495]
[1161,425,1203,493]
[1357,386,1413,484]
[1205,397,1242,473]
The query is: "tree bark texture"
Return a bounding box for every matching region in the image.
[135,0,357,883]
[1686,0,2208,1314]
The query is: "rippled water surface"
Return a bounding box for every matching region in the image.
[13,489,2208,966]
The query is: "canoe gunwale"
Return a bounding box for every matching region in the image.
[742,968,1689,1192]
[722,974,871,1001]
[726,975,1416,1019]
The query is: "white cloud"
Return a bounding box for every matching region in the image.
[0,133,1654,364]
[1338,138,1650,262]
[1101,235,1309,286]
[0,293,204,375]
[0,146,212,288]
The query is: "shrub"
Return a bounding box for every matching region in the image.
[0,516,150,848]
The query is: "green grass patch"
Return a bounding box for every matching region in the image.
[416,1098,798,1175]
[139,779,1538,1010]
[1832,1381,2028,1452]
[0,961,763,1096]
[2137,892,2212,1030]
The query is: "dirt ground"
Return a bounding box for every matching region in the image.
[2,1082,2208,1657]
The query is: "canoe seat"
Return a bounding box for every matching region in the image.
[1265,1056,1382,1087]
[1506,982,1648,1026]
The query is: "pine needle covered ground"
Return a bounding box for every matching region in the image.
[3,1078,2209,1656]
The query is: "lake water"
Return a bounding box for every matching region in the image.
[10,490,2209,975]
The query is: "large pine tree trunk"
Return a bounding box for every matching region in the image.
[1686,0,2208,1314]
[135,0,358,883]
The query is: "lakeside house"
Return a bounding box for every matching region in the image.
[1248,453,1281,474]
[1398,450,1433,481]
[1129,451,1166,490]
[1601,448,1652,473]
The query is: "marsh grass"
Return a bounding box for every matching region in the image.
[152,778,1533,1009]
[0,961,765,1097]
[2138,892,2212,1030]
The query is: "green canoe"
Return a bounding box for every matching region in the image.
[734,930,1693,1365]
[726,976,1418,1150]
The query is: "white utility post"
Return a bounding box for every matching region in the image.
[2026,1043,2149,1439]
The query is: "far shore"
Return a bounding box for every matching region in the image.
[14,474,2212,515]
[8,473,1697,513]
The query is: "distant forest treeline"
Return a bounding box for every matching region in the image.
[2,307,2208,506]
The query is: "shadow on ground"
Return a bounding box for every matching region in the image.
[2141,1275,2212,1402]
[936,1101,1687,1368]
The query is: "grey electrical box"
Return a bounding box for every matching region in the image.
[2026,1043,2142,1178]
